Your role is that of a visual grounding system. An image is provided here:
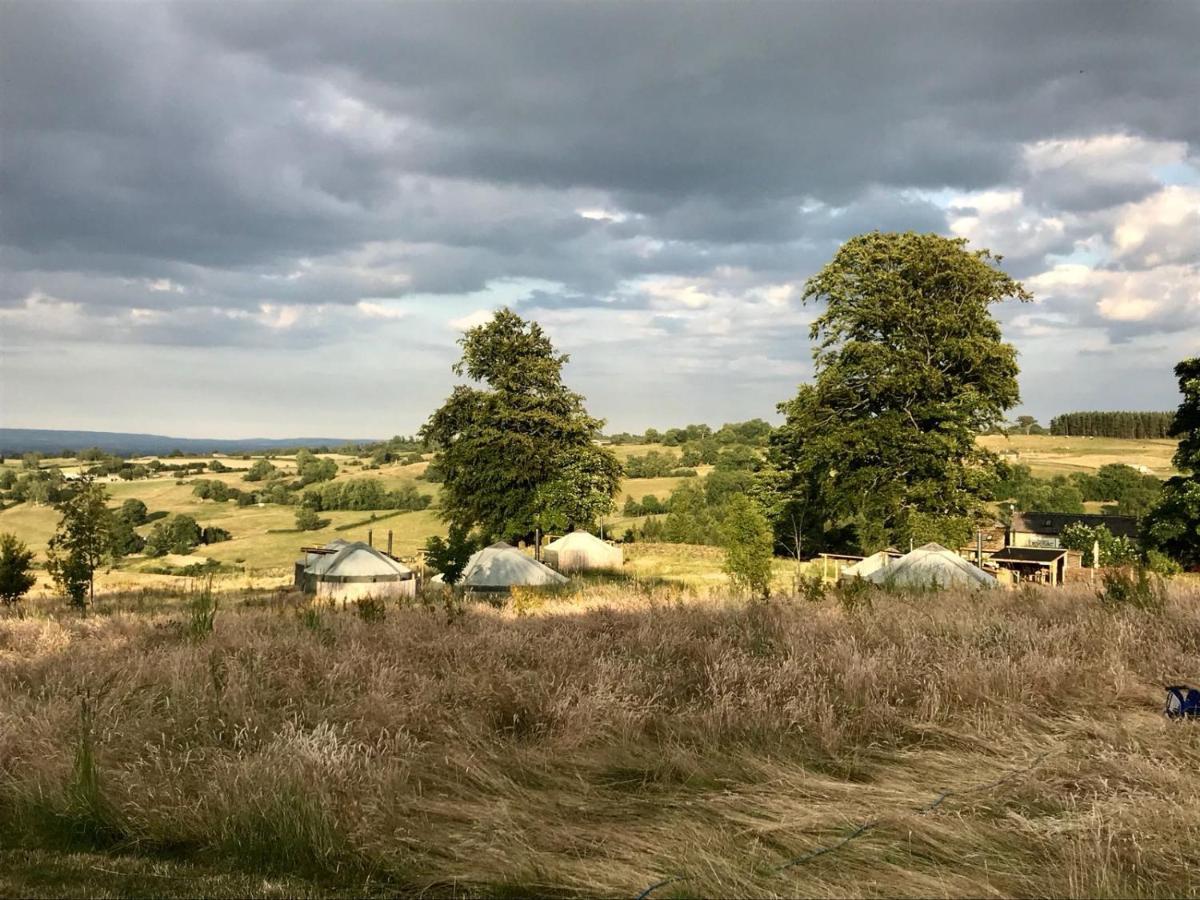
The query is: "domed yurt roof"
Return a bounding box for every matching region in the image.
[865,543,996,590]
[306,541,412,581]
[458,542,568,588]
[544,530,623,572]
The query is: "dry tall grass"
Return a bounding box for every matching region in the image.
[2,581,1198,897]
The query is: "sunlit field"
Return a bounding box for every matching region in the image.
[0,434,1181,596]
[2,579,1197,898]
[977,434,1180,478]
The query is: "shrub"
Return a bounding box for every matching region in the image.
[1144,549,1183,576]
[118,498,149,525]
[243,459,276,482]
[797,572,826,603]
[189,578,219,639]
[0,532,36,607]
[721,495,774,598]
[201,526,232,545]
[354,596,387,624]
[623,451,680,479]
[295,506,325,532]
[836,575,874,613]
[1098,566,1167,611]
[145,514,203,556]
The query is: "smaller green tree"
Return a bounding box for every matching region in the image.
[119,498,149,525]
[243,459,276,482]
[0,533,37,607]
[144,514,204,557]
[721,495,774,598]
[424,525,478,586]
[109,515,145,557]
[663,481,719,545]
[1060,522,1139,568]
[45,480,113,609]
[295,504,323,531]
[533,446,623,534]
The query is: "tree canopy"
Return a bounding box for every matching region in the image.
[46,479,113,608]
[421,309,620,539]
[759,232,1030,553]
[1143,358,1200,568]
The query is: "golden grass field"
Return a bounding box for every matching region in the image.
[2,579,1198,897]
[977,434,1180,478]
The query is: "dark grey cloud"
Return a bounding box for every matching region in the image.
[1,0,1197,433]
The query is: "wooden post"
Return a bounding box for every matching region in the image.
[368,529,373,548]
[388,530,393,556]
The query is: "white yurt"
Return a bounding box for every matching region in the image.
[841,550,896,580]
[865,542,997,590]
[544,530,623,573]
[454,542,568,590]
[297,540,416,601]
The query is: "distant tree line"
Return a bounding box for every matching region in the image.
[994,462,1163,519]
[1049,411,1174,439]
[605,419,773,448]
[301,479,431,512]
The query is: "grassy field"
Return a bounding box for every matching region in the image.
[2,579,1198,897]
[978,434,1179,477]
[0,434,1180,597]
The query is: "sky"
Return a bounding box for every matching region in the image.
[2,1,1198,439]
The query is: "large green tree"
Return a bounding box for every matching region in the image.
[421,309,620,540]
[46,479,113,609]
[759,232,1030,554]
[1143,358,1200,568]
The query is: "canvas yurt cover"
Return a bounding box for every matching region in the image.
[865,542,997,590]
[544,530,623,573]
[300,541,416,601]
[457,542,568,589]
[841,550,895,580]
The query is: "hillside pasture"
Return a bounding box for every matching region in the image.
[979,434,1179,477]
[1,581,1197,897]
[0,434,1183,598]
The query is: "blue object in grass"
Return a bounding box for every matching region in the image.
[1165,685,1200,718]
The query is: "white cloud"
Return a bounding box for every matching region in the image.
[356,300,409,320]
[577,207,628,223]
[448,308,494,331]
[1111,185,1200,268]
[257,303,304,329]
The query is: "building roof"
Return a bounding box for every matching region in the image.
[842,550,897,578]
[991,547,1068,564]
[866,542,998,590]
[304,541,412,580]
[458,542,568,588]
[546,530,612,552]
[1010,512,1138,539]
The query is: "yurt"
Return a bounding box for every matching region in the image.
[544,530,623,573]
[841,550,897,580]
[865,542,997,590]
[455,542,568,590]
[297,540,416,601]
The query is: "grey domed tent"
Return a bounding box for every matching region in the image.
[865,542,997,590]
[455,542,568,590]
[544,530,623,573]
[841,550,899,580]
[297,540,415,601]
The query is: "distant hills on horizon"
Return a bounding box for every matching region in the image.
[0,428,380,457]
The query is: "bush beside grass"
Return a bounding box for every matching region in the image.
[1,582,1198,897]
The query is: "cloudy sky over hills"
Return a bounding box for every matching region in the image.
[2,1,1197,438]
